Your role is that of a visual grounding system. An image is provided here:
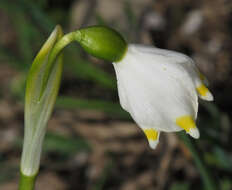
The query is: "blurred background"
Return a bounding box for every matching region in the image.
[0,0,232,189]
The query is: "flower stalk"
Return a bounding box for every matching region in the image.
[19,172,37,190]
[41,26,127,95]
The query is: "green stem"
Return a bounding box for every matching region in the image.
[40,31,79,98]
[19,171,37,190]
[178,132,217,190]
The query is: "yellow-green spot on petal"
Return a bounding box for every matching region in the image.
[143,129,159,140]
[176,116,196,132]
[196,84,208,97]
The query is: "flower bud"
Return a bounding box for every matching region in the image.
[74,26,127,62]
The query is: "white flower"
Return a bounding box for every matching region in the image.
[113,44,213,149]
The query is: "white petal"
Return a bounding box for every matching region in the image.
[113,66,130,112]
[113,44,199,132]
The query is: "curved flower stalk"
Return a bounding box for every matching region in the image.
[113,44,213,149]
[19,25,63,189]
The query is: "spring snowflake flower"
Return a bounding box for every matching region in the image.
[113,44,213,149]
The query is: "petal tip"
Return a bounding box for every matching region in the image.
[143,129,160,149]
[148,140,159,149]
[199,91,214,101]
[187,128,200,139]
[205,91,214,101]
[196,84,214,101]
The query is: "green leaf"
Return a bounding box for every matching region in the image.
[66,55,117,90]
[43,132,91,156]
[21,25,63,176]
[170,182,190,190]
[178,132,218,190]
[220,178,232,190]
[205,146,232,171]
[56,96,130,119]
